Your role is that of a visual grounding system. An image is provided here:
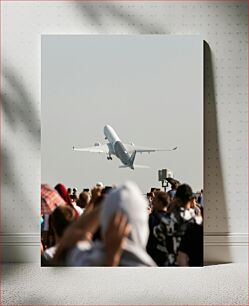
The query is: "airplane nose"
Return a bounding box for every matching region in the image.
[104,125,108,134]
[104,125,112,135]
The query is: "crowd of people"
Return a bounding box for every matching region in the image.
[41,180,204,267]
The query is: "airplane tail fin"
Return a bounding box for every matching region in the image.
[129,150,137,166]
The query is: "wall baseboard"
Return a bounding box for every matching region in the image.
[204,232,248,264]
[0,232,248,263]
[1,233,40,263]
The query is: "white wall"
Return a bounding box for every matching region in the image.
[1,1,248,263]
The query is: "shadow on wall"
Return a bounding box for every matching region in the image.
[1,149,38,232]
[204,42,230,263]
[2,66,40,143]
[1,66,39,234]
[74,2,166,34]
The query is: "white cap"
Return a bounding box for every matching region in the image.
[96,182,104,188]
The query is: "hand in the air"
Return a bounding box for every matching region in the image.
[104,212,131,266]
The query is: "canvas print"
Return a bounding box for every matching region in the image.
[41,35,203,267]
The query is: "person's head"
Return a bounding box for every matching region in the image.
[96,182,104,188]
[175,184,195,208]
[101,186,113,195]
[71,188,78,202]
[190,196,197,208]
[50,205,77,241]
[67,188,72,195]
[152,191,169,211]
[55,183,72,206]
[77,191,91,209]
[146,192,154,204]
[101,182,149,249]
[171,182,177,190]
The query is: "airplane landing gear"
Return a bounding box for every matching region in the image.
[107,156,113,160]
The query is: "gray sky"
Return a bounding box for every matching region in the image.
[41,35,203,193]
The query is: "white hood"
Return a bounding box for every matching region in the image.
[101,181,149,249]
[67,182,156,266]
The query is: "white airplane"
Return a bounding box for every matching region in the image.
[73,125,177,170]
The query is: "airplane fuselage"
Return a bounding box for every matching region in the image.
[104,125,134,169]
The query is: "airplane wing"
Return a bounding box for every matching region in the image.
[124,144,178,154]
[72,144,109,153]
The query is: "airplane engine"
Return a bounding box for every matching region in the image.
[94,142,101,146]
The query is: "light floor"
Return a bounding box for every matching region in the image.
[2,263,248,305]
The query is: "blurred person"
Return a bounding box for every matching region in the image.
[177,222,203,266]
[54,206,129,267]
[68,187,83,215]
[163,183,203,265]
[197,189,204,207]
[151,191,169,211]
[77,191,91,213]
[84,186,103,214]
[41,184,67,250]
[55,183,79,217]
[190,195,202,217]
[72,201,83,216]
[56,182,156,266]
[146,192,154,206]
[96,182,104,188]
[101,186,113,195]
[42,205,77,264]
[67,188,72,197]
[72,188,78,202]
[55,183,73,206]
[92,194,105,241]
[146,191,170,266]
[167,182,178,202]
[172,184,203,225]
[41,214,50,250]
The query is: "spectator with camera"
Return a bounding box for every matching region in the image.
[166,183,203,266]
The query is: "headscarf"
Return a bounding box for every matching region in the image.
[55,183,79,217]
[55,184,72,205]
[67,181,156,266]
